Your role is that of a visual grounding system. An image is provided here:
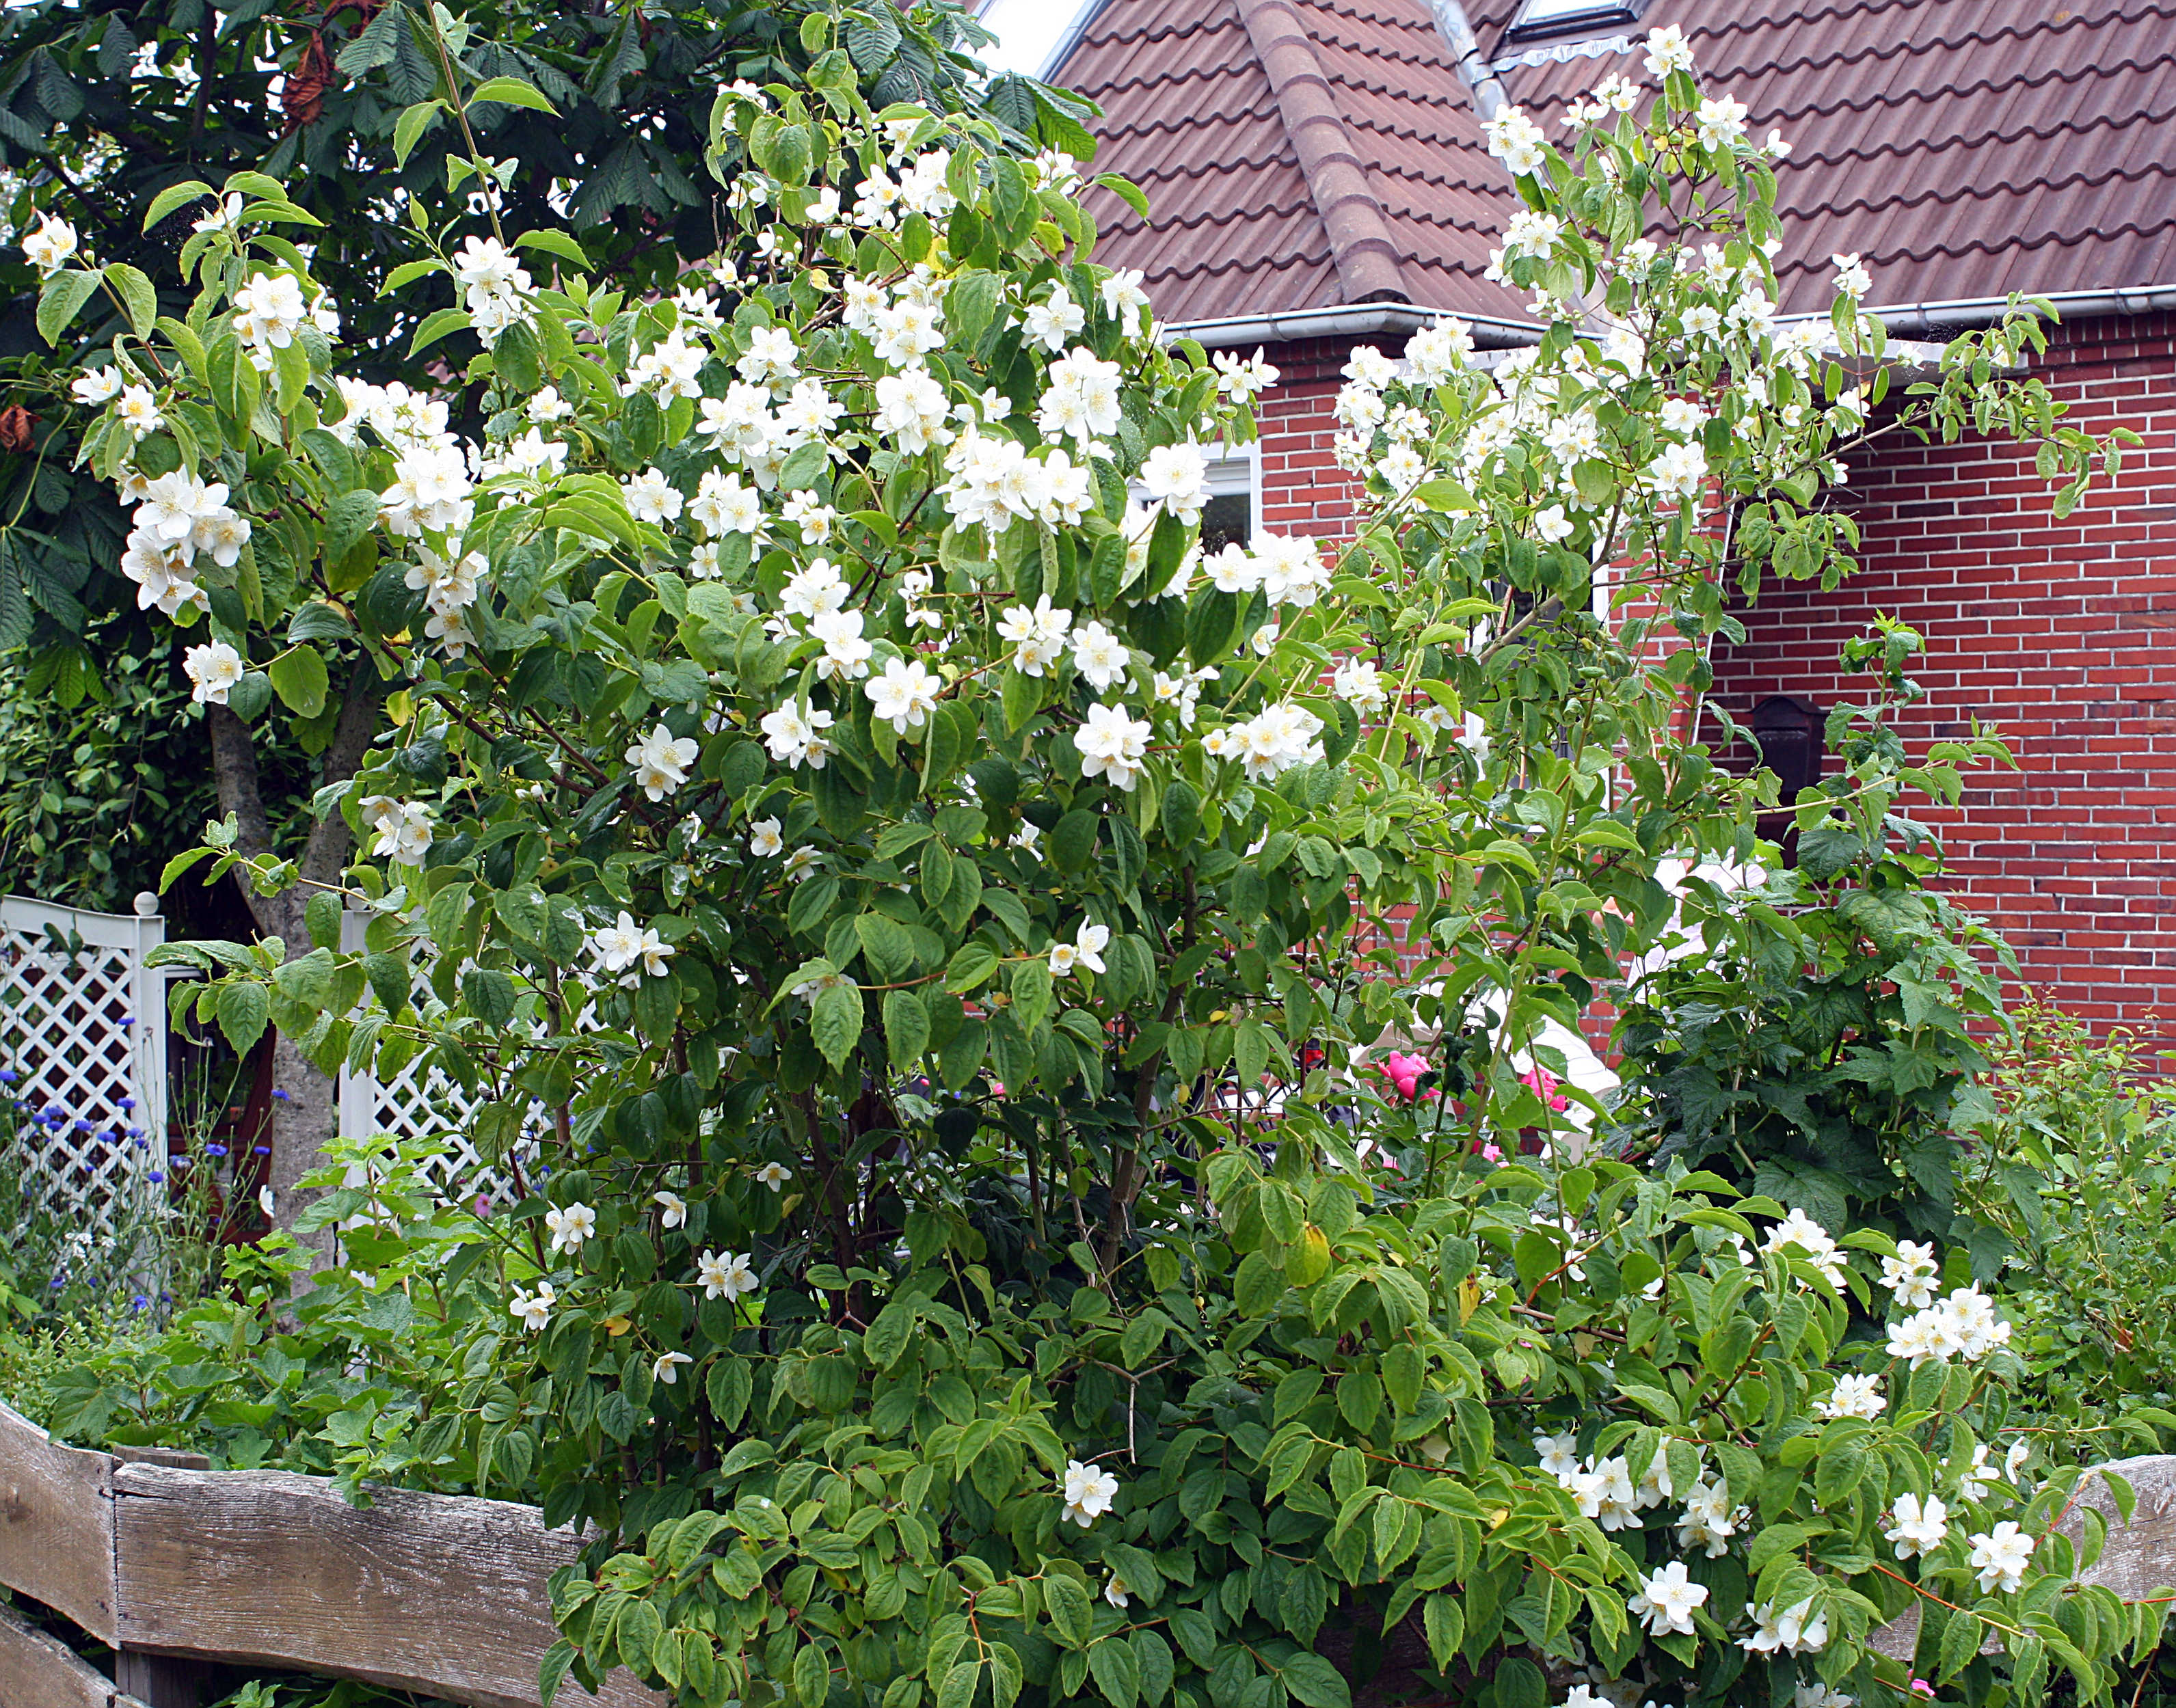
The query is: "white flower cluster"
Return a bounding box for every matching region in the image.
[1203,701,1324,783]
[1885,1284,2011,1368]
[587,909,675,981]
[1760,1206,1846,1290]
[1540,1432,1748,1559]
[450,236,535,338]
[1060,1459,1119,1528]
[1878,1237,1942,1307]
[360,795,436,863]
[118,472,250,618]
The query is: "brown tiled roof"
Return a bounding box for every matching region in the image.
[1472,0,2176,313]
[1055,0,1536,324]
[1058,0,2176,325]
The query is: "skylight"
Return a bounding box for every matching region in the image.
[1500,0,1646,45]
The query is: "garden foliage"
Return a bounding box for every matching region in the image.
[23,16,2160,1708]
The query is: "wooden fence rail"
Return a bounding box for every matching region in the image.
[0,1398,658,1708]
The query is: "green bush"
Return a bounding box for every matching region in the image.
[1961,1009,2176,1431]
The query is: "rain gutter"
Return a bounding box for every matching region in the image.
[1164,301,1540,351]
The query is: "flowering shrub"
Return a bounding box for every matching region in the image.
[31,21,2149,1708]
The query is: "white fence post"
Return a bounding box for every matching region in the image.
[0,893,172,1238]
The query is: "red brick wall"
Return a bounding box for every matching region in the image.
[1245,314,2176,1045]
[1255,336,1384,542]
[1706,310,2176,1047]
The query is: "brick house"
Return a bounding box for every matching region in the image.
[1018,0,2176,1044]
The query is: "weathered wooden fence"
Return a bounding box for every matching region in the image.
[0,1398,658,1708]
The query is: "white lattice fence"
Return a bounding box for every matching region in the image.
[0,895,170,1236]
[336,910,541,1207]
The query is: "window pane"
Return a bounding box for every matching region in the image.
[1200,491,1251,554]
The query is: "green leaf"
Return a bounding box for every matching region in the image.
[882,988,929,1069]
[1043,1572,1092,1648]
[393,99,444,167]
[514,228,591,269]
[216,980,271,1055]
[37,271,102,347]
[944,942,999,992]
[143,180,215,231]
[409,306,473,357]
[1280,1655,1350,1708]
[1094,173,1150,220]
[469,75,558,113]
[101,263,157,337]
[810,981,864,1070]
[267,645,330,718]
[1088,1637,1138,1708]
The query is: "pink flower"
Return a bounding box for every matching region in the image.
[1378,1051,1432,1102]
[1520,1066,1570,1112]
[472,1194,492,1218]
[1480,1143,1503,1163]
[1909,1683,1935,1700]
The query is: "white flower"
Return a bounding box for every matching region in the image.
[1817,1374,1885,1421]
[1231,702,1324,782]
[230,271,310,353]
[653,1351,694,1385]
[527,386,572,424]
[544,1202,597,1253]
[872,367,953,452]
[1885,1491,1949,1560]
[1333,657,1388,711]
[997,595,1073,677]
[781,557,849,619]
[810,608,874,683]
[1104,1575,1129,1610]
[783,846,822,882]
[1741,1598,1827,1656]
[697,1248,761,1300]
[737,325,801,390]
[627,722,700,800]
[1650,440,1708,502]
[1879,1239,1942,1309]
[754,1161,792,1191]
[589,910,649,973]
[1643,23,1695,75]
[866,655,942,733]
[1049,921,1110,979]
[1533,1433,1579,1478]
[368,800,436,864]
[183,640,245,706]
[1071,621,1131,693]
[1833,252,1874,299]
[1968,1522,2034,1595]
[1483,106,1548,175]
[21,213,79,273]
[1141,442,1211,521]
[1060,1459,1119,1527]
[1695,95,1749,151]
[1076,703,1153,791]
[509,1282,556,1331]
[747,817,784,858]
[1024,287,1086,352]
[115,386,166,440]
[653,1190,688,1228]
[622,467,684,526]
[1212,348,1279,401]
[71,366,122,406]
[1626,1562,1707,1636]
[1406,318,1474,384]
[759,702,837,770]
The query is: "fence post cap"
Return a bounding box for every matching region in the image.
[131,892,161,918]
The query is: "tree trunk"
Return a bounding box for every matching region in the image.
[205,661,380,1264]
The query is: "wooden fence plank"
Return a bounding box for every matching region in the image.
[0,1601,150,1708]
[111,1462,660,1708]
[0,1400,117,1642]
